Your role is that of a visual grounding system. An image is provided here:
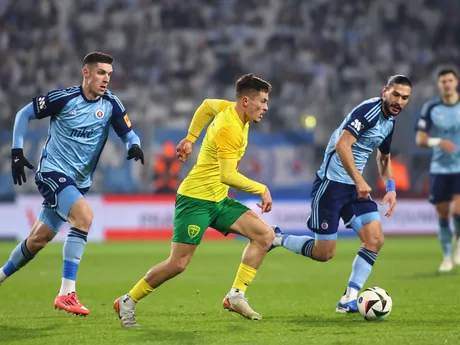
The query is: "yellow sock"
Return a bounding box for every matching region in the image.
[232,263,257,292]
[129,278,155,302]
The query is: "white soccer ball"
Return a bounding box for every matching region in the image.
[357,287,392,321]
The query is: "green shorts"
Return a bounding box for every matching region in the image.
[173,194,250,245]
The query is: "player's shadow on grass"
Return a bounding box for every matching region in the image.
[397,271,460,280]
[0,325,53,343]
[268,314,366,327]
[131,329,201,343]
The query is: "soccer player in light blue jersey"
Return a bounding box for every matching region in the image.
[0,52,144,316]
[269,75,412,313]
[416,68,460,272]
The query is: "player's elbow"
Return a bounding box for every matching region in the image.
[334,140,349,154]
[219,171,232,186]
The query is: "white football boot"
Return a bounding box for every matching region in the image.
[114,294,141,328]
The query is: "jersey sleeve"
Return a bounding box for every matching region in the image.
[378,124,395,155]
[415,101,434,133]
[32,89,74,119]
[343,101,381,139]
[214,126,242,159]
[186,99,235,143]
[205,99,234,114]
[109,94,132,137]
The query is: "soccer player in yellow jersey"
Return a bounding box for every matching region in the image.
[113,74,275,327]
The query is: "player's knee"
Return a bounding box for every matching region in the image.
[167,256,190,275]
[313,248,335,262]
[311,240,336,262]
[255,226,274,251]
[27,234,49,253]
[363,233,384,252]
[70,208,93,232]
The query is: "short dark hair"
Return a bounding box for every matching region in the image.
[235,73,272,98]
[437,67,458,79]
[83,52,114,66]
[386,75,412,88]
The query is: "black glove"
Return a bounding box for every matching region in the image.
[11,148,34,185]
[127,144,144,165]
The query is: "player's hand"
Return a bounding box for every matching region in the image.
[380,191,396,217]
[127,144,144,165]
[256,187,273,214]
[439,140,456,153]
[11,148,34,186]
[176,138,193,162]
[355,179,372,199]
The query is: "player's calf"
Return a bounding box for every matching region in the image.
[57,198,93,297]
[337,220,382,313]
[0,221,55,285]
[270,227,337,261]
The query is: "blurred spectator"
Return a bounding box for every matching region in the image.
[153,140,181,193]
[378,150,411,193]
[0,0,459,194]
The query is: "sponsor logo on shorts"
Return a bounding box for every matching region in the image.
[321,221,329,230]
[59,177,67,183]
[187,225,201,238]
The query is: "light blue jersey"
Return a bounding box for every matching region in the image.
[416,98,460,174]
[17,85,138,188]
[317,97,395,185]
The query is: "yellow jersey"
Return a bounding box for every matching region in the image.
[178,99,265,202]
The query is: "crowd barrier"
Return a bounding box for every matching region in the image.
[0,195,439,241]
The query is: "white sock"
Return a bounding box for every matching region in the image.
[342,286,358,301]
[123,294,137,308]
[273,235,283,247]
[229,288,244,297]
[59,278,76,296]
[0,268,6,284]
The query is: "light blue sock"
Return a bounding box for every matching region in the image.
[282,235,315,258]
[0,239,35,279]
[347,247,378,293]
[453,215,460,240]
[438,219,452,257]
[62,227,87,281]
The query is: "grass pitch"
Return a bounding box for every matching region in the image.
[1,237,459,345]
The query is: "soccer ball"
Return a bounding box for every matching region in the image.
[357,287,392,321]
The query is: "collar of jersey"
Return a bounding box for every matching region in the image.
[79,85,101,103]
[231,107,247,129]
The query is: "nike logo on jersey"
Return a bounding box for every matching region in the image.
[13,158,19,163]
[70,127,95,138]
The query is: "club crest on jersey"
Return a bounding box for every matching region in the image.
[59,177,67,183]
[95,109,105,119]
[187,225,201,239]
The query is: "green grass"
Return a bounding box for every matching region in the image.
[1,237,460,345]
